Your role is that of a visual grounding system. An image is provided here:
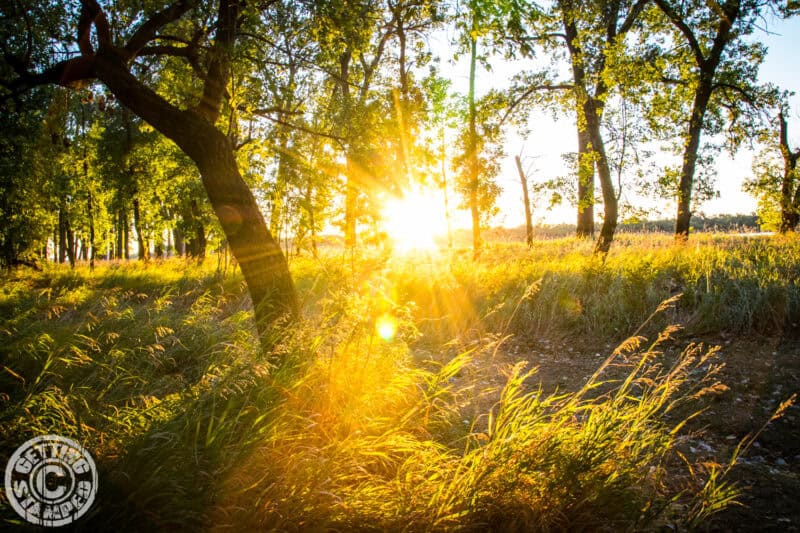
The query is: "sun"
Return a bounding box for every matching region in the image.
[382,188,448,252]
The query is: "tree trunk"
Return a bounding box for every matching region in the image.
[191,131,298,339]
[82,106,95,269]
[653,0,737,241]
[515,155,534,247]
[344,156,358,250]
[442,140,453,250]
[584,98,617,255]
[304,179,318,258]
[115,207,123,259]
[99,58,299,336]
[189,198,207,259]
[269,124,289,239]
[166,226,173,257]
[173,226,185,257]
[394,9,410,186]
[132,193,148,261]
[123,211,130,260]
[467,20,481,257]
[563,9,616,254]
[790,185,800,232]
[65,219,75,268]
[778,111,800,233]
[576,127,595,237]
[71,10,297,347]
[58,207,66,264]
[563,8,596,240]
[87,189,95,270]
[675,74,713,240]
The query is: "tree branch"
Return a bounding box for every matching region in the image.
[501,83,573,125]
[196,0,241,123]
[138,44,197,58]
[619,0,648,35]
[125,1,196,57]
[712,81,757,106]
[3,56,95,98]
[78,0,112,50]
[654,0,706,66]
[253,110,346,146]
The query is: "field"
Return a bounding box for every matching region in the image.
[1,233,799,531]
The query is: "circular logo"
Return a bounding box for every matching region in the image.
[4,435,98,527]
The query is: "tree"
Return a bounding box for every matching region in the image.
[745,106,800,232]
[515,154,534,247]
[310,0,397,251]
[2,1,298,346]
[555,0,647,253]
[387,0,444,188]
[502,0,646,252]
[652,0,785,240]
[776,109,800,231]
[452,0,507,256]
[422,71,457,249]
[464,1,482,255]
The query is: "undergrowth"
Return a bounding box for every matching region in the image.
[1,234,797,531]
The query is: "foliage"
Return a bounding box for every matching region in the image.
[0,88,54,267]
[745,144,786,231]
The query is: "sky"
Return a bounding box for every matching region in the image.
[432,12,800,228]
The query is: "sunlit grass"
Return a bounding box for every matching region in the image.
[1,233,797,530]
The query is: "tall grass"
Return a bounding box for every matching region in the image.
[1,234,796,530]
[384,233,800,343]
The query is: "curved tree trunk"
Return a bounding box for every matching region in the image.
[584,99,617,255]
[93,47,297,347]
[12,1,298,349]
[191,129,298,338]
